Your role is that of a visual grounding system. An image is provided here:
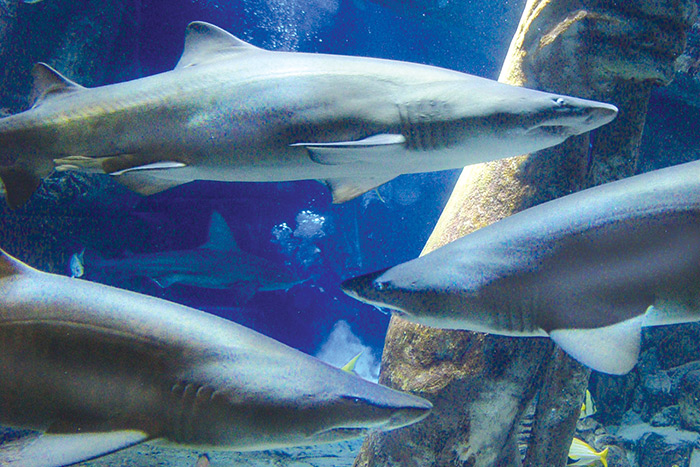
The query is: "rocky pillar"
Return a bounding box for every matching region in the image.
[354,1,696,466]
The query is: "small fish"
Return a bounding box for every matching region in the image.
[22,0,46,4]
[341,351,363,373]
[195,454,211,467]
[69,248,85,278]
[580,389,597,419]
[568,438,608,467]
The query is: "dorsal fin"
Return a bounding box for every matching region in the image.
[175,21,261,69]
[30,63,85,108]
[201,211,238,251]
[0,249,34,278]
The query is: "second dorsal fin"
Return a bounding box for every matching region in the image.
[30,63,85,108]
[0,249,36,279]
[175,21,261,69]
[201,211,238,251]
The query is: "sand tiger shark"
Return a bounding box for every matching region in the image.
[83,211,302,300]
[0,21,617,208]
[0,249,431,466]
[342,160,700,375]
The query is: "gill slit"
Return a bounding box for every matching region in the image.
[171,381,214,443]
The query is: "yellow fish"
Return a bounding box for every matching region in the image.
[341,351,363,373]
[568,438,608,467]
[580,389,597,419]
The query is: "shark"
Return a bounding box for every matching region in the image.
[0,249,432,466]
[341,160,700,375]
[84,211,302,300]
[0,21,617,208]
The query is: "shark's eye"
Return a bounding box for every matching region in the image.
[554,97,566,106]
[374,281,387,291]
[341,395,368,405]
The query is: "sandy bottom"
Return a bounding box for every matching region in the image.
[2,427,363,466]
[80,439,363,466]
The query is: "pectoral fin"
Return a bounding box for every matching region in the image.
[293,134,406,165]
[324,176,397,203]
[644,297,700,327]
[0,429,149,467]
[549,314,644,375]
[110,161,187,176]
[229,280,258,304]
[54,154,186,176]
[151,275,179,288]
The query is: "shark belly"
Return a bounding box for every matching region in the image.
[39,66,403,181]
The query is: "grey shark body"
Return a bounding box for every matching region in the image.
[0,21,617,208]
[342,160,700,375]
[0,250,431,466]
[88,212,302,299]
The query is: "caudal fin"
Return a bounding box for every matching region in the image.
[0,165,41,209]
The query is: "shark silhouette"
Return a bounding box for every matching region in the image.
[86,211,302,301]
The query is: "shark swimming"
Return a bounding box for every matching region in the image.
[0,249,432,466]
[0,21,617,208]
[341,160,700,375]
[83,211,302,300]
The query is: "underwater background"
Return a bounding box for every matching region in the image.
[2,0,700,466]
[0,0,525,390]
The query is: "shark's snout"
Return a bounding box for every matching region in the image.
[579,101,618,130]
[341,268,390,303]
[343,387,433,432]
[310,379,432,443]
[547,97,618,135]
[383,396,433,430]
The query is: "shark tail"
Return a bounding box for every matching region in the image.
[0,164,43,209]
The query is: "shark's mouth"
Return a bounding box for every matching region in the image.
[311,427,370,442]
[527,124,570,137]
